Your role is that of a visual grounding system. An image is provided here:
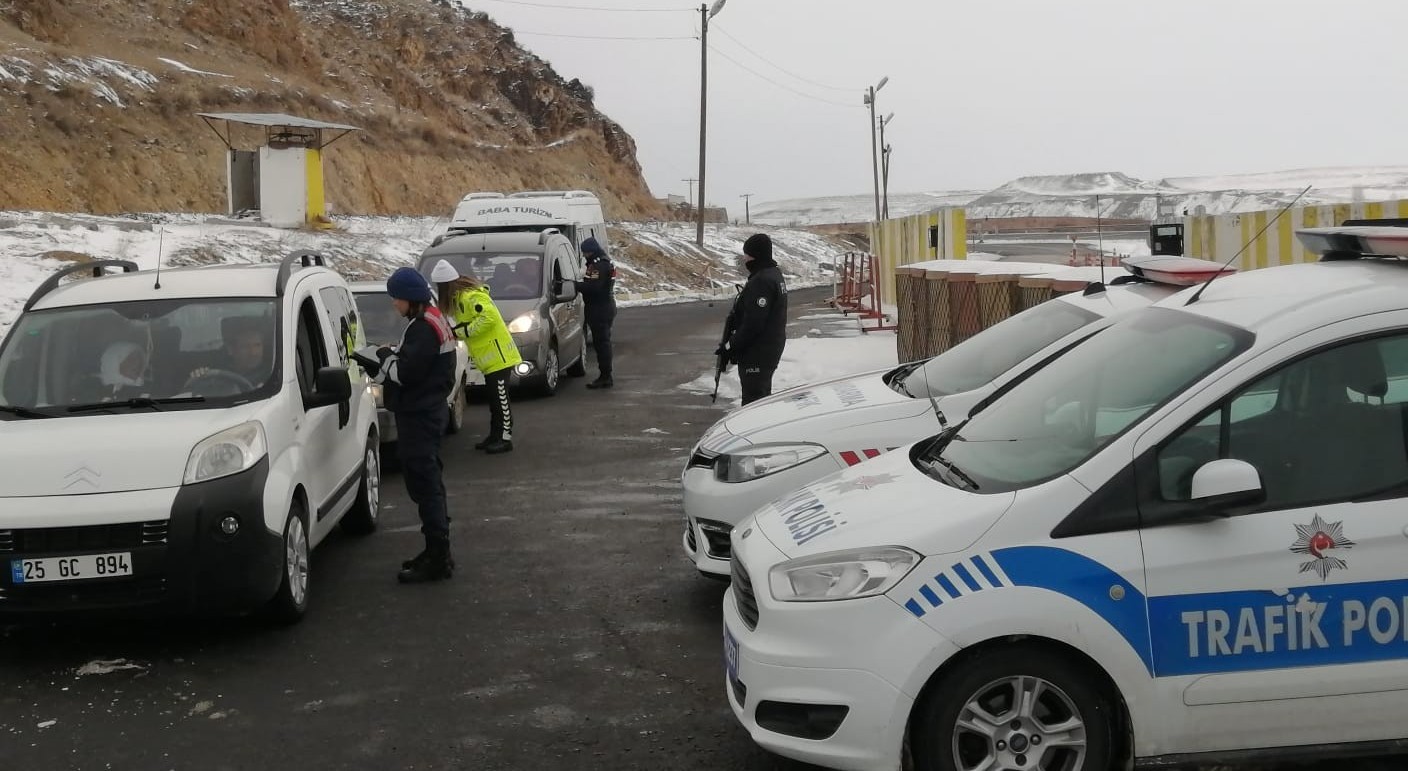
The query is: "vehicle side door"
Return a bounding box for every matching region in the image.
[290,285,344,541]
[551,240,584,359]
[1134,314,1408,753]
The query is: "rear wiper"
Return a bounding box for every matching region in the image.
[67,396,207,413]
[0,404,54,419]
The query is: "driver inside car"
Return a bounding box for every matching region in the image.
[185,317,269,391]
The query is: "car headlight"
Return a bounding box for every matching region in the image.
[769,547,921,602]
[507,313,538,334]
[370,383,383,407]
[184,421,267,485]
[715,444,826,483]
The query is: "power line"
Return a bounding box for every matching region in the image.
[471,0,691,11]
[707,44,857,108]
[712,24,853,93]
[514,30,696,40]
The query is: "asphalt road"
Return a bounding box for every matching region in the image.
[0,287,1397,771]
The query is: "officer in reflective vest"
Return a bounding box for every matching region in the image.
[431,259,523,455]
[354,268,457,583]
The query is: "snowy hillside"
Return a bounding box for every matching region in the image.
[756,165,1408,225]
[0,213,843,339]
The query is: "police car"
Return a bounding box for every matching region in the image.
[683,260,1236,578]
[349,282,471,444]
[0,253,379,621]
[723,229,1408,770]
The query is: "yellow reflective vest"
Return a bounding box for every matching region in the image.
[449,286,523,376]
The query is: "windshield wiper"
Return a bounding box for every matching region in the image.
[67,396,207,414]
[0,404,54,419]
[927,453,980,492]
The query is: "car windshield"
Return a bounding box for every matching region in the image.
[899,300,1100,398]
[424,253,544,300]
[0,298,279,417]
[916,308,1252,493]
[354,292,407,345]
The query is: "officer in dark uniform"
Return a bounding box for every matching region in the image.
[718,234,788,405]
[355,268,458,583]
[576,237,617,390]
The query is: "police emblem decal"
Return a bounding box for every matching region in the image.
[1290,514,1355,580]
[825,473,900,495]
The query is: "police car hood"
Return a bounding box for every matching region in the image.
[723,367,926,437]
[0,407,263,496]
[750,445,1015,558]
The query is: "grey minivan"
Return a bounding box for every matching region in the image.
[417,230,587,395]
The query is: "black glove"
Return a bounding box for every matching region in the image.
[376,346,393,361]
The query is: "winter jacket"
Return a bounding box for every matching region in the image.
[575,255,617,324]
[726,259,788,369]
[372,306,457,414]
[448,285,523,376]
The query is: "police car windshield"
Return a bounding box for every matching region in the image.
[427,254,544,301]
[354,292,407,345]
[0,298,279,416]
[900,300,1099,398]
[921,308,1252,493]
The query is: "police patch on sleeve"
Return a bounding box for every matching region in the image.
[757,297,768,308]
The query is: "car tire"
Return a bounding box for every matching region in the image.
[538,342,560,396]
[445,381,466,435]
[566,335,587,378]
[911,645,1119,771]
[341,435,381,536]
[265,501,311,625]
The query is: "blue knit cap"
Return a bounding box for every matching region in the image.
[387,267,432,303]
[581,237,606,258]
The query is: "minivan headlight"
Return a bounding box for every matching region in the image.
[769,547,921,602]
[716,444,826,483]
[184,421,267,485]
[507,313,538,334]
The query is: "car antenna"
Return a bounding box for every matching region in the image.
[1185,185,1312,306]
[153,226,166,290]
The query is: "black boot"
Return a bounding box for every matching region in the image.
[586,375,614,390]
[398,541,454,583]
[401,550,427,570]
[483,439,514,454]
[474,438,491,451]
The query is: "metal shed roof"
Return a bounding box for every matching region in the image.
[197,113,361,131]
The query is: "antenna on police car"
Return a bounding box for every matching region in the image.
[1185,185,1312,306]
[153,226,166,290]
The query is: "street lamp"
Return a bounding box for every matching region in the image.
[863,76,889,224]
[696,0,728,247]
[878,112,894,220]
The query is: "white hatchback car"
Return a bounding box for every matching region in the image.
[724,231,1408,770]
[0,253,379,622]
[682,276,1186,577]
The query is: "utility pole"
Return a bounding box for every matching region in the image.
[740,193,753,225]
[697,0,728,247]
[863,77,888,224]
[878,112,894,220]
[683,178,697,210]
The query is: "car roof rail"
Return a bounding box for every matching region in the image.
[24,259,140,311]
[276,250,328,296]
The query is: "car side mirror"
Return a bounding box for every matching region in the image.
[1190,459,1265,515]
[553,281,577,305]
[307,366,352,408]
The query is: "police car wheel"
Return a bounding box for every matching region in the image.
[538,343,560,396]
[912,646,1119,771]
[341,435,381,536]
[266,502,311,625]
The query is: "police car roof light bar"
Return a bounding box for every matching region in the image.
[276,250,328,297]
[24,259,140,312]
[1295,225,1408,261]
[1185,185,1312,306]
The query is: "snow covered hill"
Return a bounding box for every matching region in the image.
[754,165,1408,225]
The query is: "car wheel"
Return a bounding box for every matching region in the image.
[911,645,1118,771]
[566,335,587,378]
[266,501,311,625]
[341,436,381,535]
[538,342,560,396]
[445,381,466,435]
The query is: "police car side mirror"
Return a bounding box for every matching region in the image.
[307,366,352,409]
[1190,459,1265,515]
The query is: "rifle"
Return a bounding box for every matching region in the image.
[712,284,743,404]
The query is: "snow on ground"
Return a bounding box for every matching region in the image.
[680,312,898,408]
[155,58,232,78]
[0,212,842,340]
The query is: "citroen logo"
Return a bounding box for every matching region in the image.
[64,466,101,490]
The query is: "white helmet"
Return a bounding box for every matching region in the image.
[430,259,460,284]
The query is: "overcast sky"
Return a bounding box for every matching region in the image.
[469,0,1408,213]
